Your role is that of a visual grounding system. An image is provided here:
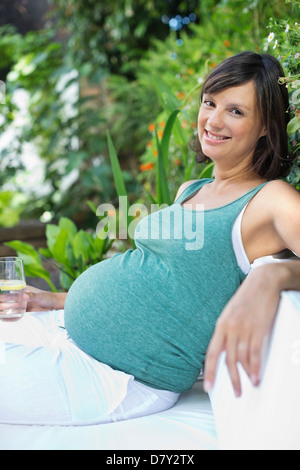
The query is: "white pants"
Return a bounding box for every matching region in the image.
[0,310,179,426]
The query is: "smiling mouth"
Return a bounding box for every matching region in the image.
[205,130,231,141]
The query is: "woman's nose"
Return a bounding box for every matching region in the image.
[207,109,224,130]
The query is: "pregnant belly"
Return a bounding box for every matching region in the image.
[64,252,168,358]
[63,251,212,392]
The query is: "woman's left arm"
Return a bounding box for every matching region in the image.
[204,182,300,397]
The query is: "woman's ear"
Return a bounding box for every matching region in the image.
[259,126,267,138]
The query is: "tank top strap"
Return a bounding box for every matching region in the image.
[228,181,270,217]
[175,178,270,210]
[175,178,213,205]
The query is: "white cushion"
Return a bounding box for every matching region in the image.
[0,380,217,450]
[209,290,300,450]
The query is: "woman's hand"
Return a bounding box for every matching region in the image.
[203,264,287,397]
[24,286,67,312]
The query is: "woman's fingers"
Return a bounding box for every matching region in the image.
[23,286,57,312]
[204,266,283,397]
[248,334,264,386]
[204,332,244,398]
[204,318,264,397]
[225,337,242,397]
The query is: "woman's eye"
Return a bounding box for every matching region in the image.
[232,108,243,116]
[203,100,214,107]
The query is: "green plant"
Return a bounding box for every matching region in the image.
[262,2,300,189]
[0,25,25,73]
[106,131,136,249]
[0,191,24,228]
[5,217,114,291]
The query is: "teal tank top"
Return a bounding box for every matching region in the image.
[64,179,268,393]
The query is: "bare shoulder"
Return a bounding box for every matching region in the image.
[267,181,300,256]
[264,181,300,246]
[174,179,199,201]
[262,180,300,206]
[246,179,300,228]
[265,179,299,193]
[244,180,300,258]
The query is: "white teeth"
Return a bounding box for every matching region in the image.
[206,131,228,141]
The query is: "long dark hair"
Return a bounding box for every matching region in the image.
[191,51,294,179]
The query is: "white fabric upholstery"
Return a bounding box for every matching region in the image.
[0,380,217,450]
[209,290,300,450]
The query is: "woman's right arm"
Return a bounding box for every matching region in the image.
[24,286,67,312]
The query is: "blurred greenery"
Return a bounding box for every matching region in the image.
[0,190,25,227]
[47,0,202,79]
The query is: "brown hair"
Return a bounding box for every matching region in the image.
[191,51,294,179]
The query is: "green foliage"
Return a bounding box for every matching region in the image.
[3,240,57,291]
[155,109,183,206]
[0,25,25,72]
[0,28,123,224]
[5,217,114,291]
[0,191,24,228]
[262,4,300,189]
[47,0,200,79]
[106,131,136,248]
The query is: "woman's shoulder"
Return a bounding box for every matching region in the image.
[263,179,300,200]
[258,179,300,218]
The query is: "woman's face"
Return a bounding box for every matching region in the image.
[198,81,266,169]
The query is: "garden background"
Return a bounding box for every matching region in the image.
[0,0,299,291]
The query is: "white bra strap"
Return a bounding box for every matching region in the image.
[232,204,299,275]
[232,204,251,275]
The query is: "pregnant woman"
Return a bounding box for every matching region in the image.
[0,51,299,425]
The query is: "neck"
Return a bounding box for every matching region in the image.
[211,163,265,191]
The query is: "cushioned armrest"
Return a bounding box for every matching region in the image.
[209,291,300,450]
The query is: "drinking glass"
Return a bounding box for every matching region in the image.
[0,257,27,321]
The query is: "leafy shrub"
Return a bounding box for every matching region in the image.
[262,9,300,189]
[5,217,115,291]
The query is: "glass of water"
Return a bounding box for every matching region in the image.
[0,257,27,321]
